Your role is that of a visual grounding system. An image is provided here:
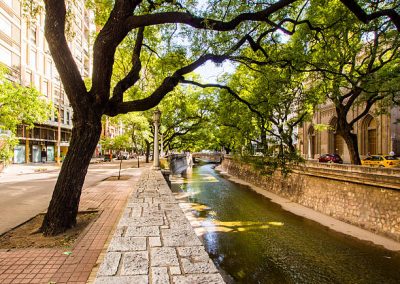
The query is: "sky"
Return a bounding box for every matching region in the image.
[194,61,236,84]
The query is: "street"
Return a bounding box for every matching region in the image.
[0,159,145,234]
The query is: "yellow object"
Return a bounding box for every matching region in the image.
[361,155,400,168]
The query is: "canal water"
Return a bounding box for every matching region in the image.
[171,164,400,284]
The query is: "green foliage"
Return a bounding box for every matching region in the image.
[0,133,17,163]
[0,67,52,132]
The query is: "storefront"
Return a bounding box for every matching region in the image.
[13,125,72,163]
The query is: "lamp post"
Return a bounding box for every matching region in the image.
[57,102,61,165]
[152,108,161,170]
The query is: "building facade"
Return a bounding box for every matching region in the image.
[298,102,400,163]
[0,0,94,163]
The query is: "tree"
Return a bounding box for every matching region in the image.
[0,67,52,163]
[38,0,400,235]
[158,85,215,153]
[291,0,400,164]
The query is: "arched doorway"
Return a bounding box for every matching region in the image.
[308,125,316,159]
[362,115,377,155]
[328,117,344,155]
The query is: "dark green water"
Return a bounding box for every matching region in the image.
[171,164,400,284]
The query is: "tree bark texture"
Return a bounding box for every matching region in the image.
[340,130,361,165]
[145,140,151,163]
[40,117,102,236]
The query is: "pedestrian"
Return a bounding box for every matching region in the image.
[41,149,47,163]
[389,151,395,156]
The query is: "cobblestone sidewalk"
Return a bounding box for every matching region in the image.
[95,169,225,284]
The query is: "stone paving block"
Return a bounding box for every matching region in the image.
[180,258,218,274]
[114,226,126,237]
[177,246,210,260]
[169,266,181,275]
[95,275,148,284]
[121,251,148,275]
[119,216,165,227]
[97,252,121,276]
[138,191,159,198]
[131,208,143,217]
[160,203,181,211]
[126,226,160,237]
[168,221,193,230]
[161,229,202,247]
[122,208,132,218]
[108,237,147,252]
[149,236,162,247]
[128,198,145,203]
[143,207,164,215]
[172,274,225,284]
[150,247,179,267]
[127,203,149,209]
[151,267,169,284]
[153,197,178,204]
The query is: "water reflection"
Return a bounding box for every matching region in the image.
[171,164,400,284]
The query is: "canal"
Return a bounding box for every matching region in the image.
[171,164,400,284]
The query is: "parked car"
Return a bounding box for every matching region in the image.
[318,154,343,164]
[361,155,400,168]
[117,152,129,160]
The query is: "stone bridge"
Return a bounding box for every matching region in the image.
[192,152,222,163]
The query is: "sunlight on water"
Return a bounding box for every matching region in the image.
[172,164,400,284]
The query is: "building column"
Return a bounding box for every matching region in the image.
[25,129,30,163]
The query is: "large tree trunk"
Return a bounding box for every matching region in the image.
[145,140,151,163]
[340,130,361,165]
[260,126,268,154]
[40,116,102,236]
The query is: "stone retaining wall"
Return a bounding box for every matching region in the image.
[221,157,400,242]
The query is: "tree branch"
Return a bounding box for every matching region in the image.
[110,27,145,104]
[340,0,400,31]
[125,0,297,30]
[104,54,228,115]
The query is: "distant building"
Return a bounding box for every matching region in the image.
[0,0,94,163]
[298,102,400,163]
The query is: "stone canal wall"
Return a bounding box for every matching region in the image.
[221,157,400,242]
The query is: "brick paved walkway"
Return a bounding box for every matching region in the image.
[0,167,145,284]
[95,169,224,284]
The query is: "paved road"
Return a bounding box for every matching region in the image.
[0,159,147,234]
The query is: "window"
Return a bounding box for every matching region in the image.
[33,127,40,139]
[66,111,70,125]
[25,71,32,85]
[17,125,25,137]
[42,80,48,97]
[29,27,37,45]
[46,59,52,77]
[34,74,40,89]
[46,129,55,140]
[38,53,43,73]
[0,15,12,36]
[60,108,65,124]
[0,45,12,66]
[29,48,36,69]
